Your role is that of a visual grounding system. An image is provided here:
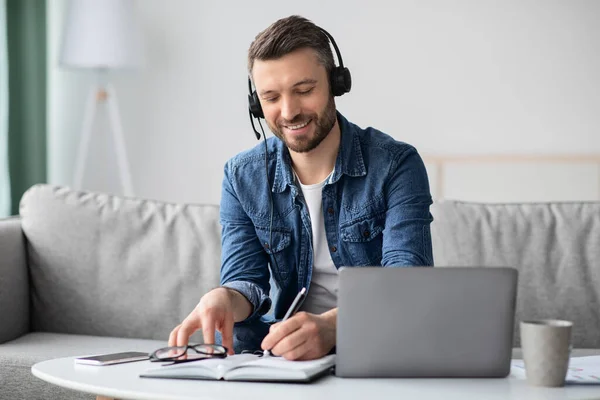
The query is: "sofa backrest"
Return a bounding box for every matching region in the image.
[20,185,221,341]
[21,185,600,348]
[431,200,600,348]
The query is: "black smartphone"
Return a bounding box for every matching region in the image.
[74,351,150,366]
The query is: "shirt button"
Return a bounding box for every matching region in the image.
[327,207,334,215]
[330,246,337,253]
[264,242,270,249]
[363,230,371,238]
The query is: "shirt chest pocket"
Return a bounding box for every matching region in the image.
[340,216,384,266]
[254,225,292,282]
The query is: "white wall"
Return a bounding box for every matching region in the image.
[48,0,600,205]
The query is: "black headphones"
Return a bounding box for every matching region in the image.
[247,27,351,139]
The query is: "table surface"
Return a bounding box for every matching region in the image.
[32,353,600,400]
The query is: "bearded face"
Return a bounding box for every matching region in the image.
[266,95,336,153]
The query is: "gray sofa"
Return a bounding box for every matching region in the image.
[1,184,599,399]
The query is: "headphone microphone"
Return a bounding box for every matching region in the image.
[247,27,351,140]
[248,79,263,140]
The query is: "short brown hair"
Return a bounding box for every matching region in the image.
[248,15,334,77]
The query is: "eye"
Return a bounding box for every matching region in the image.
[263,96,279,103]
[297,87,314,95]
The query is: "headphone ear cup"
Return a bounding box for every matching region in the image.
[330,67,352,96]
[248,91,264,119]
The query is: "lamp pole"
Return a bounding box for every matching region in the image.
[73,70,134,196]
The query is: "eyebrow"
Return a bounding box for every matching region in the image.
[259,79,318,96]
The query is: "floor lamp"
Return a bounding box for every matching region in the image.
[60,0,142,197]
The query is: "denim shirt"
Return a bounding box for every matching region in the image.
[220,112,433,323]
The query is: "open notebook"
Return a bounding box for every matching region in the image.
[140,354,335,383]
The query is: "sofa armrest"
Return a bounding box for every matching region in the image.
[0,217,29,343]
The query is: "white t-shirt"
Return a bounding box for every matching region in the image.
[295,172,338,315]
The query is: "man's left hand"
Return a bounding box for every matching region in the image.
[260,309,337,361]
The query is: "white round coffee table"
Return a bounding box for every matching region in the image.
[32,355,600,400]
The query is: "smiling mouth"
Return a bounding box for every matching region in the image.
[283,119,311,131]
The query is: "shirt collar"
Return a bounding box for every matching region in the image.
[272,111,366,193]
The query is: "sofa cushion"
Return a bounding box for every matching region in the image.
[0,332,165,400]
[431,201,600,348]
[19,184,221,341]
[0,217,29,343]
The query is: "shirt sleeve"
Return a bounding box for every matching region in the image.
[219,161,272,321]
[381,147,434,267]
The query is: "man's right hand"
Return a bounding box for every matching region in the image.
[169,287,239,355]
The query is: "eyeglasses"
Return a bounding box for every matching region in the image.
[241,349,265,356]
[149,344,228,363]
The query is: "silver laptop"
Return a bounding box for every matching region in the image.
[336,267,518,378]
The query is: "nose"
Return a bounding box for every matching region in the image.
[280,95,301,123]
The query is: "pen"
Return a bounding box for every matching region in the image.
[264,287,307,357]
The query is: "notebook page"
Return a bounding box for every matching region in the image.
[239,354,336,370]
[224,354,336,381]
[140,354,258,380]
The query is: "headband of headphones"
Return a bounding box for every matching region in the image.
[248,26,352,125]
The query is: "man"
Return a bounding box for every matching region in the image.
[169,15,433,361]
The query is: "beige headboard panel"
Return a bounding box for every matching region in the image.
[422,154,600,202]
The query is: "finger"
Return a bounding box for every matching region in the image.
[202,317,216,345]
[269,322,281,332]
[176,318,200,347]
[281,339,313,361]
[220,317,235,355]
[262,318,302,350]
[168,324,182,347]
[270,325,307,358]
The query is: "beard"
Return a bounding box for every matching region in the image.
[267,96,337,153]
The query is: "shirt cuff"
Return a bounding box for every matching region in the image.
[221,280,272,322]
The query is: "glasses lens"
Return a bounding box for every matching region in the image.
[153,346,187,360]
[193,344,227,355]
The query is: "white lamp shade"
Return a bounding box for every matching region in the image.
[60,0,142,69]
